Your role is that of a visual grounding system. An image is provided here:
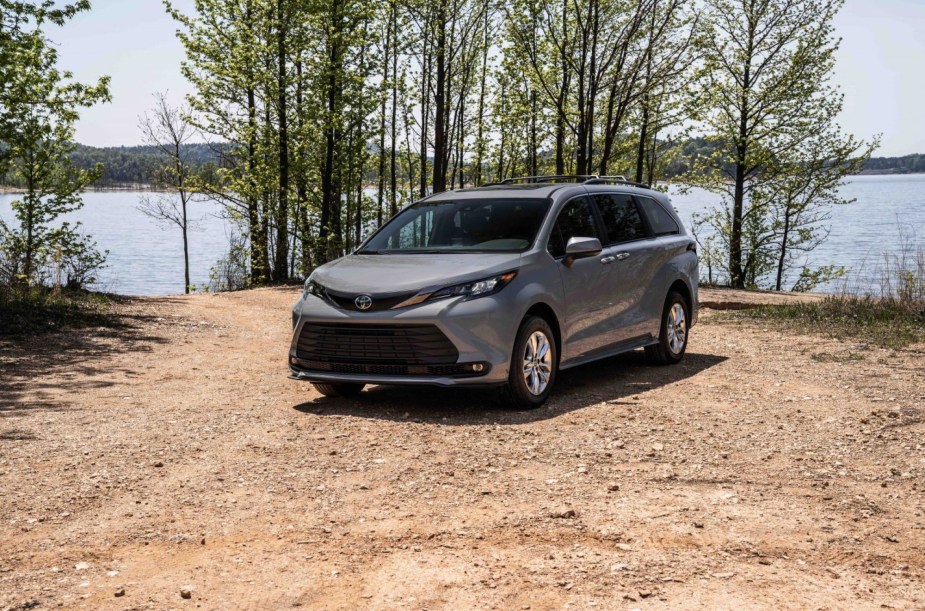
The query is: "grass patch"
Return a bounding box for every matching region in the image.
[0,286,127,337]
[734,243,925,350]
[736,295,925,350]
[810,351,866,363]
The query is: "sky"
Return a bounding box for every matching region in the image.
[49,0,925,157]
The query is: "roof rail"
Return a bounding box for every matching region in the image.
[490,174,651,189]
[583,175,651,189]
[499,174,598,184]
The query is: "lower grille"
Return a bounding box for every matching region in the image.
[296,323,459,365]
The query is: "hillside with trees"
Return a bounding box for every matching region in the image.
[3,141,916,191]
[68,142,223,187]
[860,153,925,175]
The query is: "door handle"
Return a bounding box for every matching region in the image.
[600,255,616,264]
[615,252,631,261]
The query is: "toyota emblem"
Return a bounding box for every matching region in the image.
[354,294,373,311]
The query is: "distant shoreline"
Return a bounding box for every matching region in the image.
[855,171,925,176]
[2,172,924,195]
[0,183,177,194]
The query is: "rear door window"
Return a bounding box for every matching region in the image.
[637,197,680,236]
[547,197,600,258]
[592,193,646,245]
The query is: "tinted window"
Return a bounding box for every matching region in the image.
[593,193,646,244]
[638,197,680,236]
[362,198,550,253]
[547,197,599,258]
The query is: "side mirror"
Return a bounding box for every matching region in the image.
[564,237,602,267]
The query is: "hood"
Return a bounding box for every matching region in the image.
[312,252,523,296]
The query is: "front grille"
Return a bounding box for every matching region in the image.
[294,359,487,377]
[321,287,418,312]
[296,323,459,365]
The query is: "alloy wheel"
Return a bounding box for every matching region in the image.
[522,331,552,396]
[666,302,687,355]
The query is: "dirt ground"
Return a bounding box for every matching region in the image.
[1,286,923,610]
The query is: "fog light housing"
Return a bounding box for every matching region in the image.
[459,362,489,374]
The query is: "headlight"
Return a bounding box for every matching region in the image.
[430,271,518,301]
[305,278,326,298]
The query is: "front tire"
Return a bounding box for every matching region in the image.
[645,291,689,365]
[499,316,557,409]
[312,382,365,397]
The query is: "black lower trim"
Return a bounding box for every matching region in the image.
[290,357,490,378]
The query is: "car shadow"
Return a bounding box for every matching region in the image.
[292,350,728,425]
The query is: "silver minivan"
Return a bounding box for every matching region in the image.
[289,176,698,408]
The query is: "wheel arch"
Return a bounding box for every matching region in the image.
[669,278,693,318]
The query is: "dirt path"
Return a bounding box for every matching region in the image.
[1,287,923,610]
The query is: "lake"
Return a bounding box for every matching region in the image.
[0,191,234,295]
[670,174,925,292]
[2,174,923,296]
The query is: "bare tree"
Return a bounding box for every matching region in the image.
[138,92,196,294]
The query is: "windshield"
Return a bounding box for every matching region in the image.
[359,198,550,253]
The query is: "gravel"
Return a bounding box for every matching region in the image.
[0,286,922,609]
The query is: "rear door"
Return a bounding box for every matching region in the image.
[633,195,690,330]
[548,195,611,360]
[590,192,662,345]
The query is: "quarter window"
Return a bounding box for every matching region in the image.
[637,197,680,236]
[547,197,599,258]
[593,193,646,244]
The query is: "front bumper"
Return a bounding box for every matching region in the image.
[287,369,504,387]
[288,291,516,387]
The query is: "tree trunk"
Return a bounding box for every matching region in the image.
[300,205,312,275]
[176,139,191,294]
[432,1,448,194]
[584,0,599,174]
[376,9,389,226]
[575,60,587,175]
[318,0,344,265]
[404,97,416,201]
[389,0,398,215]
[730,26,756,289]
[731,77,751,288]
[273,2,290,282]
[646,123,658,186]
[496,128,505,181]
[419,30,430,198]
[775,207,791,291]
[344,129,355,253]
[319,57,337,263]
[635,99,649,184]
[355,175,362,247]
[182,201,190,293]
[474,6,488,186]
[294,60,311,276]
[530,90,538,176]
[24,196,34,285]
[246,85,269,284]
[555,0,569,175]
[731,159,745,288]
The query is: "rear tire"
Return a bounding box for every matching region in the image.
[645,291,689,365]
[313,382,365,397]
[499,316,557,409]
